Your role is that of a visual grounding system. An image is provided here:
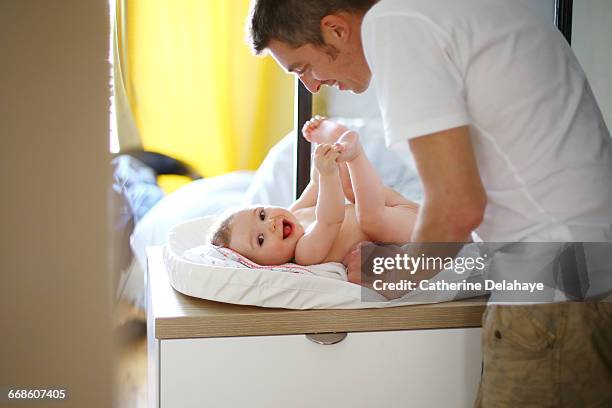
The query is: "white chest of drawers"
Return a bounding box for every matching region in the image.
[146,247,485,408]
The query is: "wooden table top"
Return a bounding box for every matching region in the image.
[147,247,486,339]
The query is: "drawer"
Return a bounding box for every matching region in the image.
[159,328,482,408]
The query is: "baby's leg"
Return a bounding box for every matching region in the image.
[302,115,348,145]
[338,131,418,243]
[338,163,356,203]
[303,117,356,202]
[304,117,418,242]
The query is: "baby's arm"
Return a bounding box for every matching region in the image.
[288,177,318,212]
[294,145,345,265]
[289,148,356,211]
[289,156,322,212]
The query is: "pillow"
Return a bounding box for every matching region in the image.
[163,216,488,310]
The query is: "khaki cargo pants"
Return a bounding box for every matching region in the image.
[475,302,612,407]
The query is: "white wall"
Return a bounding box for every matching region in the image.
[0,1,113,407]
[530,0,555,23]
[573,0,612,132]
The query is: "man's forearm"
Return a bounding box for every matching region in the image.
[408,126,486,243]
[411,200,477,243]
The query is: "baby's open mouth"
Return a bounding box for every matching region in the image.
[282,220,292,239]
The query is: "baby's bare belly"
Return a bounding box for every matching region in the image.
[295,205,369,264]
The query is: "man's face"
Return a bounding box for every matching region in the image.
[268,39,371,94]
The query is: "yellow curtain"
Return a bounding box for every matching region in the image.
[125,0,293,189]
[112,0,142,153]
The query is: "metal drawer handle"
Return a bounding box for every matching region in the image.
[305,332,347,345]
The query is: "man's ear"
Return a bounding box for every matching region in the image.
[320,14,350,45]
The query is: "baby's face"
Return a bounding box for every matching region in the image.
[229,206,305,265]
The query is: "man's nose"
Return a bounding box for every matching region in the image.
[300,75,322,93]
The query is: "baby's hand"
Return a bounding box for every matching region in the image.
[313,143,340,175]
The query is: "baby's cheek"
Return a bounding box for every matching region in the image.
[276,241,296,259]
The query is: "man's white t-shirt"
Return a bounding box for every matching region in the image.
[362,0,612,242]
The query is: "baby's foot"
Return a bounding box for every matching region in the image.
[302,116,349,145]
[333,130,363,162]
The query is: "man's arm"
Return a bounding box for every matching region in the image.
[409,126,486,242]
[343,126,485,298]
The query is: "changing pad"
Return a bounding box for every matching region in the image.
[163,216,487,309]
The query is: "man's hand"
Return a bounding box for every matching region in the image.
[343,241,372,285]
[343,241,410,300]
[344,240,468,300]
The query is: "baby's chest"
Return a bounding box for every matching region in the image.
[325,206,369,263]
[295,206,368,263]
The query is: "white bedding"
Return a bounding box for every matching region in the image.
[125,171,253,310]
[163,216,487,309]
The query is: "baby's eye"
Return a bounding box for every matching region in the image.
[259,209,265,221]
[257,234,264,246]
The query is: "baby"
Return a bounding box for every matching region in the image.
[210,117,419,268]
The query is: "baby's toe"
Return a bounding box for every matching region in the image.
[302,124,312,137]
[311,116,325,128]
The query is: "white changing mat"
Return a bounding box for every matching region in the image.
[163,216,487,309]
[182,244,348,281]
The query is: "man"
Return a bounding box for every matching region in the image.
[246,0,612,406]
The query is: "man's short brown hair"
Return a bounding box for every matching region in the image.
[247,0,378,54]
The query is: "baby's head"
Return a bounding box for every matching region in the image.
[210,206,305,265]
